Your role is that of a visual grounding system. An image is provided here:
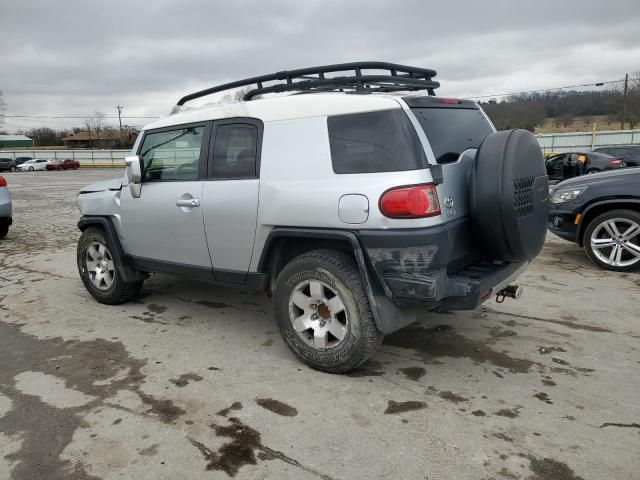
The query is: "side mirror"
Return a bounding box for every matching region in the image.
[125,155,142,198]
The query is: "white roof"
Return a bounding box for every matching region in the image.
[0,134,32,141]
[142,92,406,131]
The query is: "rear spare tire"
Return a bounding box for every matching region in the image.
[471,129,549,262]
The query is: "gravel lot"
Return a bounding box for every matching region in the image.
[0,169,638,480]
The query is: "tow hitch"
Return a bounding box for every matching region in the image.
[495,285,523,303]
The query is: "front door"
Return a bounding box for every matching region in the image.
[120,123,214,278]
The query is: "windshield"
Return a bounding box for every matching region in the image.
[411,107,494,164]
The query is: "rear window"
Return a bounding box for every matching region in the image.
[328,109,427,174]
[411,108,493,164]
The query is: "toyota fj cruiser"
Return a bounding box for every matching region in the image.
[76,62,549,372]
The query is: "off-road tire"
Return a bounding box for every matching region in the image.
[77,227,143,304]
[273,249,383,373]
[583,209,640,272]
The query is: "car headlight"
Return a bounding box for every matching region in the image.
[550,187,587,204]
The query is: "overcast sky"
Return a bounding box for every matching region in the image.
[2,0,639,132]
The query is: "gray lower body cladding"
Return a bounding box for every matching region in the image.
[358,218,526,310]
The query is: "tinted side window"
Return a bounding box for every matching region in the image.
[328,109,427,174]
[412,107,493,164]
[140,126,204,181]
[212,124,258,179]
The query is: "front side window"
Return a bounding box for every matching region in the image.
[328,109,427,174]
[139,126,204,181]
[211,124,258,179]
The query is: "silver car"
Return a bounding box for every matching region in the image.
[75,62,549,373]
[0,175,12,239]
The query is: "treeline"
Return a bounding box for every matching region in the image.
[481,75,640,131]
[14,127,78,146]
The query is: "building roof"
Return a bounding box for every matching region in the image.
[143,92,406,131]
[0,134,32,141]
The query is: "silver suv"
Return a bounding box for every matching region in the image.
[76,63,549,372]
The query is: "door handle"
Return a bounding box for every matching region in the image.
[176,198,200,207]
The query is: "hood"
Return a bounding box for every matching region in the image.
[554,168,640,189]
[79,178,123,193]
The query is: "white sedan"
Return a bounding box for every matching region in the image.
[17,159,52,171]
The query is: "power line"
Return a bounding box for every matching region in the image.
[461,79,625,100]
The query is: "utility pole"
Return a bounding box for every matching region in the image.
[621,73,629,130]
[116,105,123,134]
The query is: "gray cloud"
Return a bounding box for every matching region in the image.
[2,0,639,131]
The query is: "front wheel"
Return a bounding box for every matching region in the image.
[273,249,383,373]
[77,227,143,304]
[10,166,16,172]
[584,209,640,271]
[28,166,34,171]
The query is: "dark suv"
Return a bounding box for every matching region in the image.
[593,145,640,167]
[0,158,17,172]
[548,168,640,271]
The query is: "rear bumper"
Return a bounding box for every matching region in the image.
[357,218,528,311]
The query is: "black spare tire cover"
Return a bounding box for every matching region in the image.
[470,129,549,262]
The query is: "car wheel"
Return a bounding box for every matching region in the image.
[273,249,383,373]
[584,209,640,271]
[586,169,598,174]
[28,166,34,171]
[10,166,16,172]
[0,223,8,239]
[77,227,143,304]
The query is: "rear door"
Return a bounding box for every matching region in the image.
[405,98,494,222]
[119,123,214,277]
[202,118,262,283]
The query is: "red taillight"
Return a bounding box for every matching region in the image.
[608,159,623,166]
[0,176,6,187]
[441,98,460,104]
[380,184,441,218]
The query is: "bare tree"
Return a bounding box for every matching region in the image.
[92,111,106,147]
[218,87,253,104]
[84,119,94,148]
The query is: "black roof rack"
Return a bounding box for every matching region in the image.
[175,62,439,107]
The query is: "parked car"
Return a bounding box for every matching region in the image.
[0,175,12,239]
[0,158,17,172]
[548,168,640,271]
[545,151,625,183]
[17,158,52,171]
[75,62,549,373]
[15,157,33,165]
[593,145,640,167]
[47,159,80,171]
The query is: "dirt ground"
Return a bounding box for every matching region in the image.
[0,169,638,480]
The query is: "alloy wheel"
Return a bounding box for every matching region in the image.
[288,279,349,350]
[85,242,115,290]
[590,218,640,268]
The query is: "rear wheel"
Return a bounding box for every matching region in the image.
[77,227,143,304]
[10,166,16,172]
[28,166,34,171]
[273,249,383,373]
[584,210,640,271]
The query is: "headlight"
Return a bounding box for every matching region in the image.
[550,187,587,204]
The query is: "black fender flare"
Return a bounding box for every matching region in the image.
[258,228,416,334]
[78,216,147,283]
[577,198,640,245]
